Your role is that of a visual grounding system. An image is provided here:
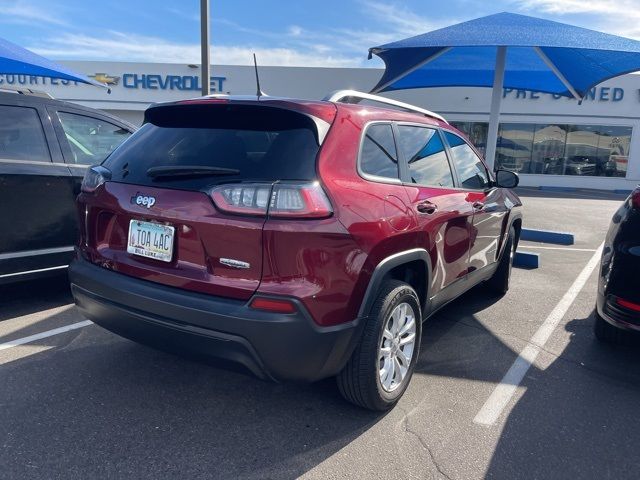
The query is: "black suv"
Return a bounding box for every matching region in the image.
[0,88,135,284]
[595,186,640,343]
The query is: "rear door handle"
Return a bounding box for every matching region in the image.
[416,201,437,214]
[472,201,485,211]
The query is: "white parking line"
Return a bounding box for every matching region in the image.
[473,242,604,426]
[0,320,93,352]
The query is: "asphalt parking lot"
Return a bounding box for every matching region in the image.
[1,187,638,480]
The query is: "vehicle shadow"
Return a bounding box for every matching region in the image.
[484,312,640,479]
[416,286,523,384]
[0,281,515,479]
[0,273,73,322]
[9,278,632,479]
[0,315,385,480]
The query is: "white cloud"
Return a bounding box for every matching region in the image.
[164,7,199,23]
[360,0,453,36]
[514,0,640,39]
[28,31,364,67]
[0,0,68,26]
[24,0,456,66]
[288,25,303,37]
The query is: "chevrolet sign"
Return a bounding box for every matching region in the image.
[122,74,226,91]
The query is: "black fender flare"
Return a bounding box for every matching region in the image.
[498,211,523,260]
[357,248,432,319]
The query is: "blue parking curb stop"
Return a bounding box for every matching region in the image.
[520,228,574,245]
[514,250,539,269]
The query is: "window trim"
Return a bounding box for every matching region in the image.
[357,120,403,185]
[442,129,494,192]
[394,121,457,189]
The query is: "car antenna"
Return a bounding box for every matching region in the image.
[253,53,266,99]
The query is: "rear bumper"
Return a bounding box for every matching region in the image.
[69,258,361,382]
[597,293,640,332]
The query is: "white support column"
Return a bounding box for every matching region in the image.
[484,46,507,171]
[625,120,640,181]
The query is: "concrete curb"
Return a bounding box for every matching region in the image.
[538,186,577,193]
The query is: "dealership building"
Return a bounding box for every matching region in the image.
[4,60,639,191]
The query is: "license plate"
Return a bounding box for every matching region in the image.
[127,220,175,263]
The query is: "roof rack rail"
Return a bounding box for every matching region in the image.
[322,89,447,124]
[0,87,54,99]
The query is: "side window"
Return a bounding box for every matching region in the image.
[57,112,131,165]
[444,131,490,190]
[397,126,454,188]
[0,105,50,162]
[360,123,399,180]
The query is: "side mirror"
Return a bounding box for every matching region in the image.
[495,169,519,189]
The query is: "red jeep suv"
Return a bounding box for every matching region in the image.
[69,90,522,410]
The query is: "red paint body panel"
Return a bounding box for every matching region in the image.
[78,182,265,300]
[76,97,522,331]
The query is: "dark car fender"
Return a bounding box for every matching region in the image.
[356,248,432,320]
[499,203,523,261]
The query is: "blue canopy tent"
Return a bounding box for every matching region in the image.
[369,12,640,169]
[0,36,106,89]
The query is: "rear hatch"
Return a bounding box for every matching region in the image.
[79,100,335,300]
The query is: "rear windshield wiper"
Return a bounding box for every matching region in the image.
[147,165,240,178]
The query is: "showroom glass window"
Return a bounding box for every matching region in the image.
[359,123,399,180]
[444,131,490,190]
[451,120,632,178]
[450,122,489,156]
[494,123,535,173]
[57,112,131,165]
[0,105,51,162]
[494,123,632,177]
[397,126,454,188]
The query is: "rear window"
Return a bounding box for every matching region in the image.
[104,103,321,189]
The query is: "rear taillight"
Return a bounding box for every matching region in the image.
[210,183,271,216]
[249,297,297,314]
[616,297,640,313]
[210,182,332,219]
[81,165,111,193]
[631,187,640,209]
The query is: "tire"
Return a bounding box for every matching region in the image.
[486,226,516,295]
[594,310,634,345]
[337,279,422,411]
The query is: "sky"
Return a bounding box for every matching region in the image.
[0,0,638,67]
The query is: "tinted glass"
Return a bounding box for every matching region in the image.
[360,123,399,180]
[58,112,131,165]
[398,126,453,187]
[104,104,320,190]
[0,105,50,162]
[444,131,490,190]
